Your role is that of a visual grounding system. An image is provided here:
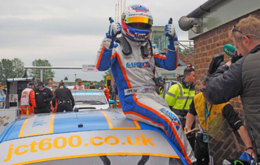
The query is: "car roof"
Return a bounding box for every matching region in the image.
[0,109,188,165]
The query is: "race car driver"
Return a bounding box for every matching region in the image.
[95,4,195,164]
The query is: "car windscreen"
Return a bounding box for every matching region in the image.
[72,91,107,105]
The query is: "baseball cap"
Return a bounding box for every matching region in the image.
[37,82,44,87]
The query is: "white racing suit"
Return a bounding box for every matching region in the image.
[96,36,195,164]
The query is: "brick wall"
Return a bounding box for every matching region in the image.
[193,9,260,113]
[163,47,195,67]
[178,52,194,66]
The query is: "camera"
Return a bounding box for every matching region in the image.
[208,54,225,75]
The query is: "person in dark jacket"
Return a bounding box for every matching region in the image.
[34,81,53,113]
[186,75,253,165]
[204,15,260,162]
[53,82,75,112]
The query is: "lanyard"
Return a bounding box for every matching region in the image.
[204,101,213,127]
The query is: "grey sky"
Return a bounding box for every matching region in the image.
[0,0,207,82]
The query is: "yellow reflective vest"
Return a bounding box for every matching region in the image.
[194,92,230,130]
[159,86,164,97]
[165,82,195,111]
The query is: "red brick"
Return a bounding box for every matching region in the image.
[213,36,219,41]
[207,38,213,44]
[208,50,214,56]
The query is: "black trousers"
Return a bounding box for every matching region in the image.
[57,103,73,112]
[195,133,209,165]
[35,107,51,114]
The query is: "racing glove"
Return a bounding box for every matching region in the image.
[165,18,179,51]
[106,17,121,49]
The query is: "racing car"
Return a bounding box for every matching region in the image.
[0,109,188,165]
[72,89,110,111]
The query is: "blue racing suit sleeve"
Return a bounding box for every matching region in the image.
[153,47,178,70]
[96,46,112,71]
[204,57,244,104]
[96,38,118,71]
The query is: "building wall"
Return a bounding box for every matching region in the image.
[151,26,195,78]
[179,51,194,67]
[150,26,195,67]
[193,10,260,113]
[189,0,260,40]
[150,26,167,51]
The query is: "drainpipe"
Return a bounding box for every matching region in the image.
[187,0,225,18]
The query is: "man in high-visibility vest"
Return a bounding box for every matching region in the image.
[165,67,195,127]
[20,82,36,115]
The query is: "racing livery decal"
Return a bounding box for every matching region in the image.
[1,130,179,164]
[19,114,55,138]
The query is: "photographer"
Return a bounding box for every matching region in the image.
[204,15,260,162]
[186,75,253,165]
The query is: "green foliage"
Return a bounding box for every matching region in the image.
[12,58,25,77]
[29,59,55,84]
[0,58,25,85]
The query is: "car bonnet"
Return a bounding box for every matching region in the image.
[0,110,186,165]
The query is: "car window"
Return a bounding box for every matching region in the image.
[72,90,107,105]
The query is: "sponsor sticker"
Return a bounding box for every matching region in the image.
[0,130,179,164]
